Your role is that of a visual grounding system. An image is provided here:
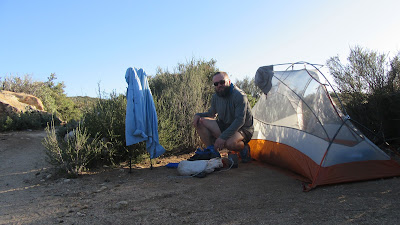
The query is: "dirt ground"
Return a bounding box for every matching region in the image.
[1,130,400,225]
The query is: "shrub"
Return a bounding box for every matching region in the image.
[327,46,400,143]
[0,111,60,131]
[149,59,218,152]
[42,90,148,173]
[42,122,104,177]
[1,116,15,131]
[235,77,259,108]
[82,91,146,165]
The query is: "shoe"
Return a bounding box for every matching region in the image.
[188,147,221,161]
[240,144,251,163]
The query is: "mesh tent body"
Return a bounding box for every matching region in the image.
[249,64,400,190]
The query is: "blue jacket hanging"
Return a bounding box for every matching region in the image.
[125,67,165,159]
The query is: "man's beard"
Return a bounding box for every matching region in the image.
[216,85,231,97]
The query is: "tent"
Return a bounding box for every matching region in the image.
[249,62,400,191]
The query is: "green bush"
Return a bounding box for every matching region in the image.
[82,91,146,165]
[149,59,218,152]
[0,111,60,131]
[42,122,104,177]
[1,116,15,131]
[327,46,400,143]
[42,90,148,173]
[235,76,260,108]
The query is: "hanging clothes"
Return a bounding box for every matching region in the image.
[125,67,165,159]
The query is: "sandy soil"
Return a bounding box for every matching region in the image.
[1,130,400,225]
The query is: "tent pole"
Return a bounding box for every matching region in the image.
[350,118,400,157]
[273,73,331,141]
[307,118,349,191]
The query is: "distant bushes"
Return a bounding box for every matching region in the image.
[0,73,81,123]
[327,46,400,144]
[0,111,60,132]
[235,76,259,108]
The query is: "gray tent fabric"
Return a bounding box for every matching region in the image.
[255,65,274,95]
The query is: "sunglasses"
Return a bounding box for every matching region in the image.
[213,80,226,86]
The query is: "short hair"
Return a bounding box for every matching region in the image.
[213,72,229,79]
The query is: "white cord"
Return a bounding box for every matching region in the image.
[215,157,234,172]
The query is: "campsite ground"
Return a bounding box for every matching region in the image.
[1,130,400,225]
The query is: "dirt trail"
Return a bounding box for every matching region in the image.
[1,130,400,224]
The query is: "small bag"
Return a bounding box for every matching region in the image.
[177,158,223,176]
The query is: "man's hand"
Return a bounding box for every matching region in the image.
[193,115,201,128]
[214,138,226,150]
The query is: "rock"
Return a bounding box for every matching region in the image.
[64,131,75,142]
[95,186,107,193]
[0,90,45,113]
[0,90,61,124]
[115,201,128,209]
[77,212,86,217]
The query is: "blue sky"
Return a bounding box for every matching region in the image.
[1,0,399,97]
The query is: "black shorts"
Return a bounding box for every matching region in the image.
[216,120,253,144]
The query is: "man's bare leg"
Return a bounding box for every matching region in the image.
[195,117,221,146]
[225,132,245,151]
[189,117,222,160]
[226,132,251,163]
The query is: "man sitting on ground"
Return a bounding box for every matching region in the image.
[190,71,254,163]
